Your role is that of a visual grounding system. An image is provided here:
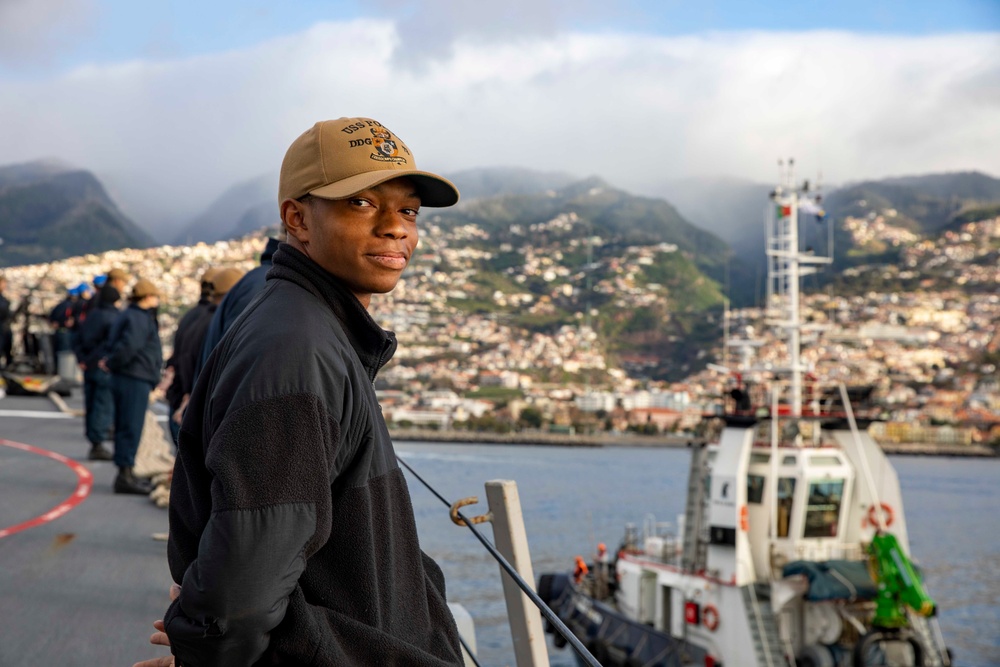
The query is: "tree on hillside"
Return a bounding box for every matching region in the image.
[518,406,544,429]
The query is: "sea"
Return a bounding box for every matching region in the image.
[397,442,1000,667]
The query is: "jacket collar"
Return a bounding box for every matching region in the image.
[267,244,397,375]
[261,237,281,265]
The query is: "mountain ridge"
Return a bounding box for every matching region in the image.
[0,162,153,267]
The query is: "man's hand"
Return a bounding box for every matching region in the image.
[172,394,190,425]
[132,584,180,667]
[156,367,175,394]
[132,621,173,667]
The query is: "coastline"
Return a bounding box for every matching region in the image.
[390,428,692,448]
[877,442,997,458]
[390,428,998,457]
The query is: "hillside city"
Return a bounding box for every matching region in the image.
[2,211,998,452]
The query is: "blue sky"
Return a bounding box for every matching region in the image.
[1,0,998,233]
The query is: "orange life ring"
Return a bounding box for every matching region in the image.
[866,502,894,529]
[702,604,720,631]
[739,505,749,532]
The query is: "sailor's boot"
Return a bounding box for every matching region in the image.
[114,467,153,495]
[88,443,113,461]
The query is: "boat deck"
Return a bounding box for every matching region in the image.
[0,390,174,667]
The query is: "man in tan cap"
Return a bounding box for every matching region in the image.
[145,118,463,667]
[194,235,282,381]
[166,266,244,437]
[106,267,129,294]
[164,267,223,443]
[99,277,163,494]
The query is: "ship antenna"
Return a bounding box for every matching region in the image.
[765,158,832,416]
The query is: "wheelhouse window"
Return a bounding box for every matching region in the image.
[747,474,765,504]
[777,478,796,537]
[804,480,845,538]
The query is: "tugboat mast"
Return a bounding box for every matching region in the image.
[767,158,831,417]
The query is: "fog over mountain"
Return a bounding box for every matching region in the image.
[171,174,277,246]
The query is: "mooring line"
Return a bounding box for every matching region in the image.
[397,455,602,667]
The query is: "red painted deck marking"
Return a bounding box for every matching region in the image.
[0,438,93,539]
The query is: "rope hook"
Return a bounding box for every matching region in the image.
[450,496,493,527]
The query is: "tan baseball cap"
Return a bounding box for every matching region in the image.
[211,267,245,297]
[278,117,460,208]
[200,266,222,287]
[131,278,160,299]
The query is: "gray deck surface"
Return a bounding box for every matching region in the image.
[0,390,175,667]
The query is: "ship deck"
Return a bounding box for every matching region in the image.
[0,389,174,667]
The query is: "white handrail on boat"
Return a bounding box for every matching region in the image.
[781,626,799,667]
[927,616,953,667]
[746,581,779,667]
[838,383,885,529]
[769,385,780,547]
[485,479,551,667]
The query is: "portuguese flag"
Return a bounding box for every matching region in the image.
[776,204,792,218]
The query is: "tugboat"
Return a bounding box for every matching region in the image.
[538,167,952,667]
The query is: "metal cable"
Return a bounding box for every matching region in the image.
[458,634,484,667]
[397,455,603,667]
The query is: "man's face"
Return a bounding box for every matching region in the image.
[298,177,420,308]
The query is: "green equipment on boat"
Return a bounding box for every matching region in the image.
[868,531,936,629]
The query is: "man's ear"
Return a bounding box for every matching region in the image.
[280,199,310,244]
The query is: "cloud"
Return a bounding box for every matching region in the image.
[1,20,997,233]
[0,0,96,65]
[368,0,605,68]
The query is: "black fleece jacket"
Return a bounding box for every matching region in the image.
[166,245,463,667]
[166,300,215,412]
